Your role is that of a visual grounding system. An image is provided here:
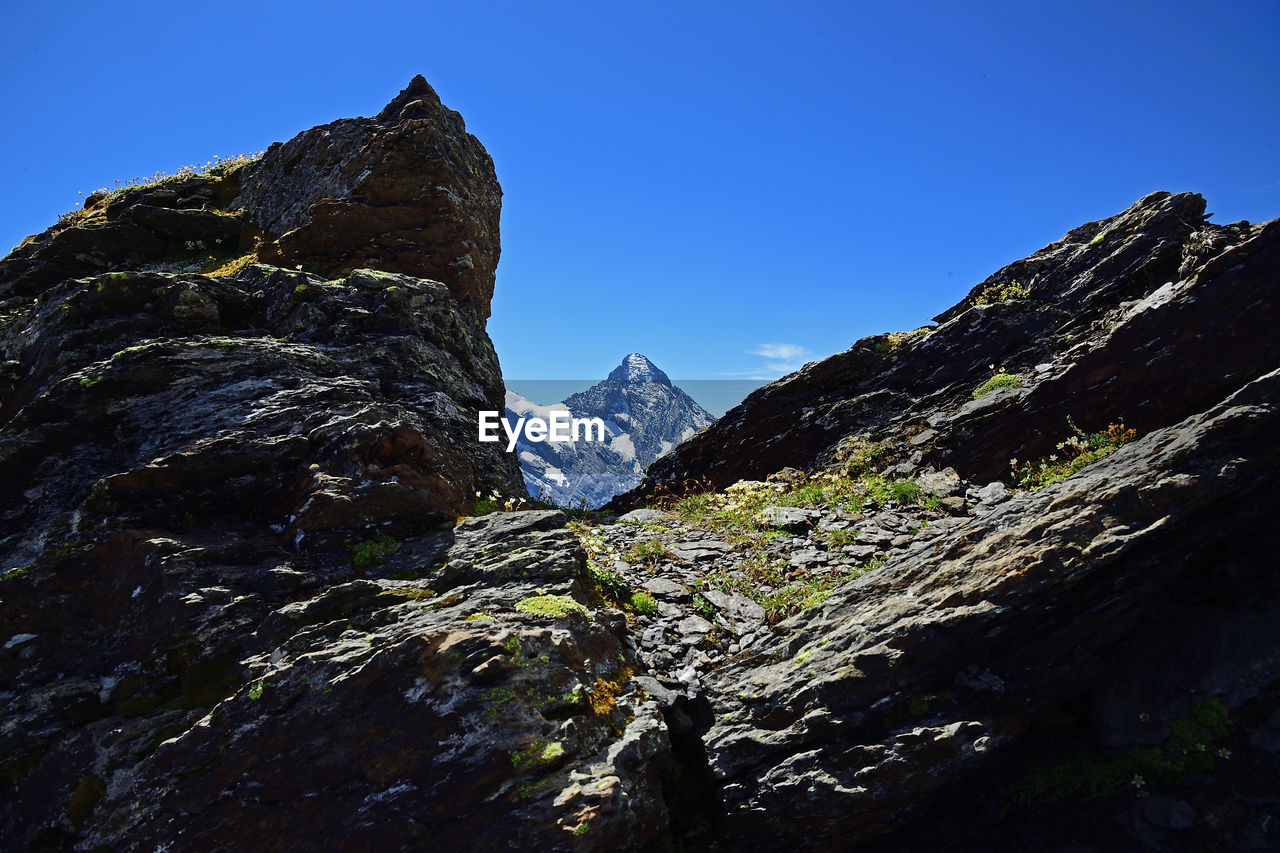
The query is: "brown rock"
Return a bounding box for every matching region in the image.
[234,75,503,319]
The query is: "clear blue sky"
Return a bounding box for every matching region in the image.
[3,1,1276,381]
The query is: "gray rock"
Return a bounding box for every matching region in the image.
[701,589,767,624]
[759,506,823,529]
[633,675,678,708]
[841,544,880,561]
[677,615,713,637]
[917,467,963,497]
[643,577,691,600]
[671,540,734,562]
[789,547,828,568]
[617,508,672,524]
[702,369,1280,850]
[973,481,1011,504]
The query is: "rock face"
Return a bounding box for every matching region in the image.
[0,79,592,850]
[78,510,672,851]
[704,370,1280,849]
[509,354,713,507]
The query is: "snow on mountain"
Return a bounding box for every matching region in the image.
[505,354,713,508]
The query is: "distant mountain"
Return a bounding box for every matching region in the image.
[507,354,713,507]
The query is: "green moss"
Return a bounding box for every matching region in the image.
[79,375,103,389]
[513,778,549,800]
[793,650,812,665]
[973,372,1021,399]
[385,587,435,602]
[482,686,516,719]
[351,532,398,568]
[629,591,658,615]
[202,253,256,277]
[514,594,591,620]
[573,822,591,836]
[510,739,565,772]
[247,681,265,701]
[832,434,887,478]
[2,565,30,582]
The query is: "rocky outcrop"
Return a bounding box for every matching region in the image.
[592,190,1280,850]
[0,79,553,849]
[234,74,503,320]
[615,192,1274,500]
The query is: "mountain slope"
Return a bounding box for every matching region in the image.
[614,192,1274,504]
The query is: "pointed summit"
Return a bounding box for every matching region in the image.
[376,74,443,121]
[607,353,672,387]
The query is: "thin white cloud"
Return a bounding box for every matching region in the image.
[723,342,816,379]
[748,343,811,362]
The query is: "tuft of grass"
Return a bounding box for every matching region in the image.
[831,434,887,478]
[203,253,256,277]
[875,327,932,353]
[587,560,630,605]
[351,532,398,568]
[1011,422,1137,490]
[514,594,591,620]
[973,278,1029,306]
[973,372,1021,399]
[623,538,674,564]
[629,591,658,615]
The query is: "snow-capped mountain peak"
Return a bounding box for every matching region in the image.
[506,354,711,508]
[606,353,671,387]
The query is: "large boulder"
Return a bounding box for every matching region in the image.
[233,74,503,320]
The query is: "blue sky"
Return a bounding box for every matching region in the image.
[3,1,1276,383]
